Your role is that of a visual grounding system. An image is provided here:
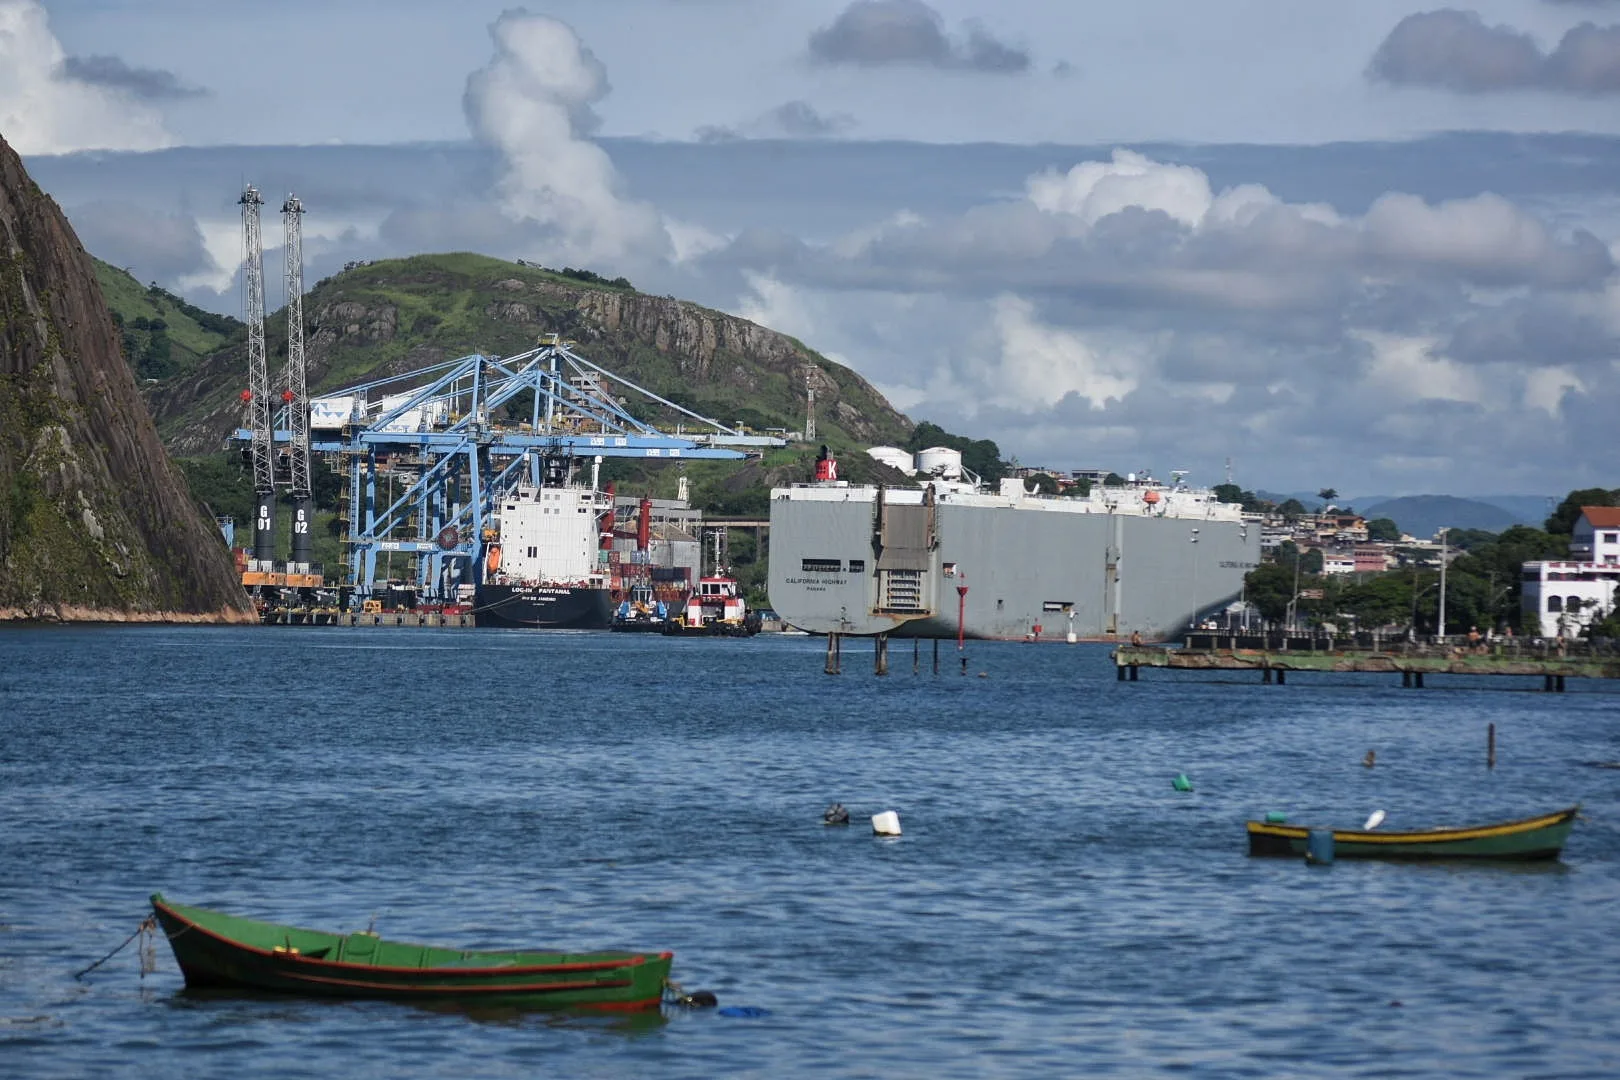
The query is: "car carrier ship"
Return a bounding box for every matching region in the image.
[767,449,1260,642]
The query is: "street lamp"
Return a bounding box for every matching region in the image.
[1287,542,1304,633]
[1437,527,1450,641]
[1189,528,1201,631]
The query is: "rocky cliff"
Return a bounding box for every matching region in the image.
[140,253,912,455]
[0,133,253,622]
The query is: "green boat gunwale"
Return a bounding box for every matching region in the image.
[151,894,673,978]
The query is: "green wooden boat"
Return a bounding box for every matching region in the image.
[1246,806,1579,861]
[150,894,673,1010]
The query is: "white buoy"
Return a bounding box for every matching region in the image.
[1362,810,1386,831]
[871,810,902,836]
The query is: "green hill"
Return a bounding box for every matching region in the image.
[91,259,244,382]
[1356,495,1522,540]
[136,252,913,456]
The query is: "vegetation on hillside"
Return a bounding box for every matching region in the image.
[140,252,910,457]
[93,259,244,381]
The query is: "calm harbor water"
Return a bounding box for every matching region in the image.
[1,626,1617,1078]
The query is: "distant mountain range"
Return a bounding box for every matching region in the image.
[1252,491,1552,539]
[1356,496,1526,540]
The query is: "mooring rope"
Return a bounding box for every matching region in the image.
[74,916,157,981]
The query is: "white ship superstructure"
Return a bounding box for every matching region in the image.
[490,485,609,587]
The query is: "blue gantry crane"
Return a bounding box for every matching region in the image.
[239,335,780,605]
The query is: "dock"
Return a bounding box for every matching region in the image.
[259,608,476,628]
[1114,633,1620,691]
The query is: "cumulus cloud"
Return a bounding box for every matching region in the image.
[989,295,1139,410]
[698,145,1620,488]
[809,0,1030,73]
[58,54,205,101]
[696,100,856,142]
[462,10,670,266]
[0,0,174,154]
[1546,22,1620,93]
[67,200,218,284]
[1368,9,1620,95]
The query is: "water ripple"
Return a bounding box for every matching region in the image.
[0,627,1615,1077]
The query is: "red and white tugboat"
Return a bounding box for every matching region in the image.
[662,575,761,637]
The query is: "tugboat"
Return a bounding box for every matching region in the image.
[662,575,762,637]
[610,582,669,632]
[473,481,615,630]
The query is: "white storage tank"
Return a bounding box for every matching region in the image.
[915,446,963,480]
[865,446,917,476]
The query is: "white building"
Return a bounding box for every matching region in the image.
[1322,553,1356,575]
[1521,507,1620,636]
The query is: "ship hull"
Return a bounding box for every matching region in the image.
[767,486,1260,641]
[474,584,614,630]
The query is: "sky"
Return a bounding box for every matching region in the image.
[6,0,1620,498]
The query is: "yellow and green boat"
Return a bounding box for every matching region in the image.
[151,895,673,1010]
[1246,806,1579,861]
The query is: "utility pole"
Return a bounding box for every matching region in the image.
[1438,527,1449,640]
[282,194,313,569]
[1287,543,1302,632]
[804,371,816,443]
[240,186,274,565]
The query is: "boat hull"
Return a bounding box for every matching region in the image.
[660,618,759,637]
[151,895,671,1010]
[1246,806,1578,860]
[767,485,1260,641]
[474,584,613,630]
[609,618,668,633]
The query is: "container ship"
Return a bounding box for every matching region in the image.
[474,484,615,630]
[767,449,1260,642]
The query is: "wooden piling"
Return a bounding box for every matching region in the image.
[1487,722,1496,769]
[875,633,889,676]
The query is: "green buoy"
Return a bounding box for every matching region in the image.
[1171,774,1193,792]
